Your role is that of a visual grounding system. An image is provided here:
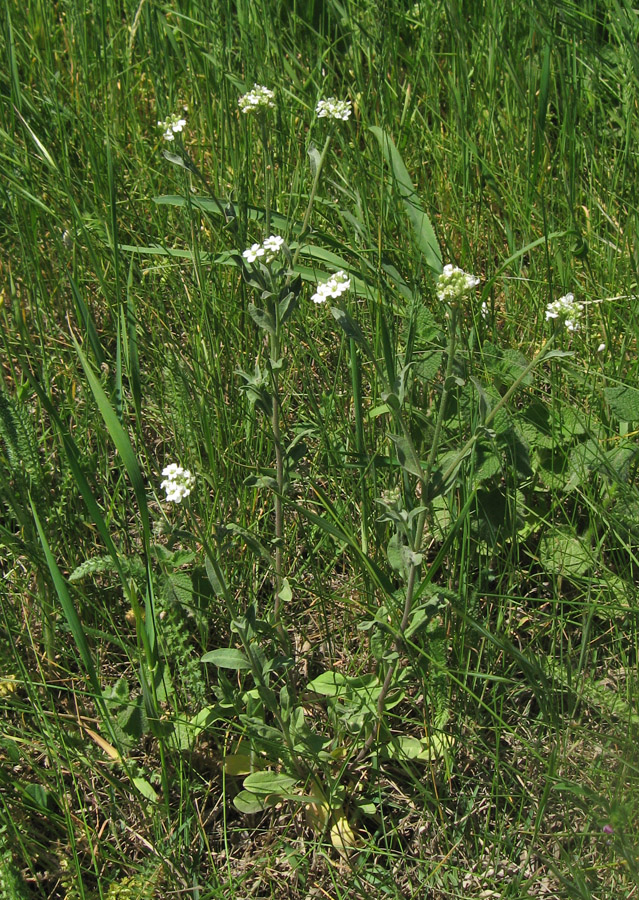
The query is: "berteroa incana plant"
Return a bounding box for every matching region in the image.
[141,79,592,854]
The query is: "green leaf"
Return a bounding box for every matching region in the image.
[293,490,395,596]
[539,528,593,577]
[153,194,293,234]
[389,433,424,479]
[248,303,276,335]
[330,306,366,344]
[68,274,106,367]
[386,735,423,760]
[25,375,136,605]
[369,126,442,272]
[225,522,274,565]
[233,789,274,814]
[201,648,252,670]
[306,671,349,697]
[604,384,639,421]
[23,783,57,812]
[386,533,405,575]
[126,260,142,421]
[162,149,192,170]
[278,283,300,326]
[542,349,575,361]
[307,143,321,177]
[502,349,533,386]
[278,578,293,604]
[414,350,443,382]
[132,777,159,803]
[416,731,455,767]
[30,501,100,695]
[295,244,353,272]
[243,771,299,795]
[205,556,226,599]
[70,335,151,548]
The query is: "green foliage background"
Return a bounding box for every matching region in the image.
[1,0,639,897]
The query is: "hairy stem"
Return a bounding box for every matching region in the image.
[273,130,333,637]
[270,324,286,640]
[291,131,333,270]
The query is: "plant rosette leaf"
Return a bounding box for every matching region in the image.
[201,648,252,669]
[604,384,639,421]
[233,789,277,814]
[242,771,299,796]
[416,731,455,769]
[330,813,362,859]
[222,754,254,776]
[539,528,593,577]
[384,735,424,760]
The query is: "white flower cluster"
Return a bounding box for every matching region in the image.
[436,264,481,304]
[158,113,186,142]
[545,293,583,332]
[238,84,275,114]
[315,98,352,121]
[242,234,285,264]
[311,270,351,304]
[160,464,194,504]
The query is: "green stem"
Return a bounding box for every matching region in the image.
[439,333,556,488]
[291,131,333,271]
[269,323,286,641]
[271,129,333,636]
[350,338,369,556]
[357,329,556,761]
[423,305,458,495]
[260,119,272,235]
[199,531,305,777]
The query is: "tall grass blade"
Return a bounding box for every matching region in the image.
[29,499,99,695]
[369,126,442,273]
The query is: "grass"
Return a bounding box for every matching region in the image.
[1,0,639,897]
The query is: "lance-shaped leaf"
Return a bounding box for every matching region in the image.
[389,433,424,479]
[243,771,299,795]
[370,127,442,273]
[330,306,366,344]
[248,302,276,336]
[201,648,252,670]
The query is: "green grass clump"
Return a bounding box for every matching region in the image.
[1,0,639,897]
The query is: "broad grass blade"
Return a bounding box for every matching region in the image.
[369,126,442,273]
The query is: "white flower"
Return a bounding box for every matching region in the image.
[315,98,352,121]
[263,234,284,253]
[545,293,584,331]
[242,235,285,264]
[243,242,266,263]
[436,264,481,304]
[597,342,606,352]
[157,113,187,142]
[238,84,275,114]
[262,234,285,262]
[311,270,351,304]
[161,464,194,504]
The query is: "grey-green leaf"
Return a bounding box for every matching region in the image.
[539,528,592,577]
[248,303,276,335]
[604,384,639,421]
[389,433,424,479]
[330,306,365,344]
